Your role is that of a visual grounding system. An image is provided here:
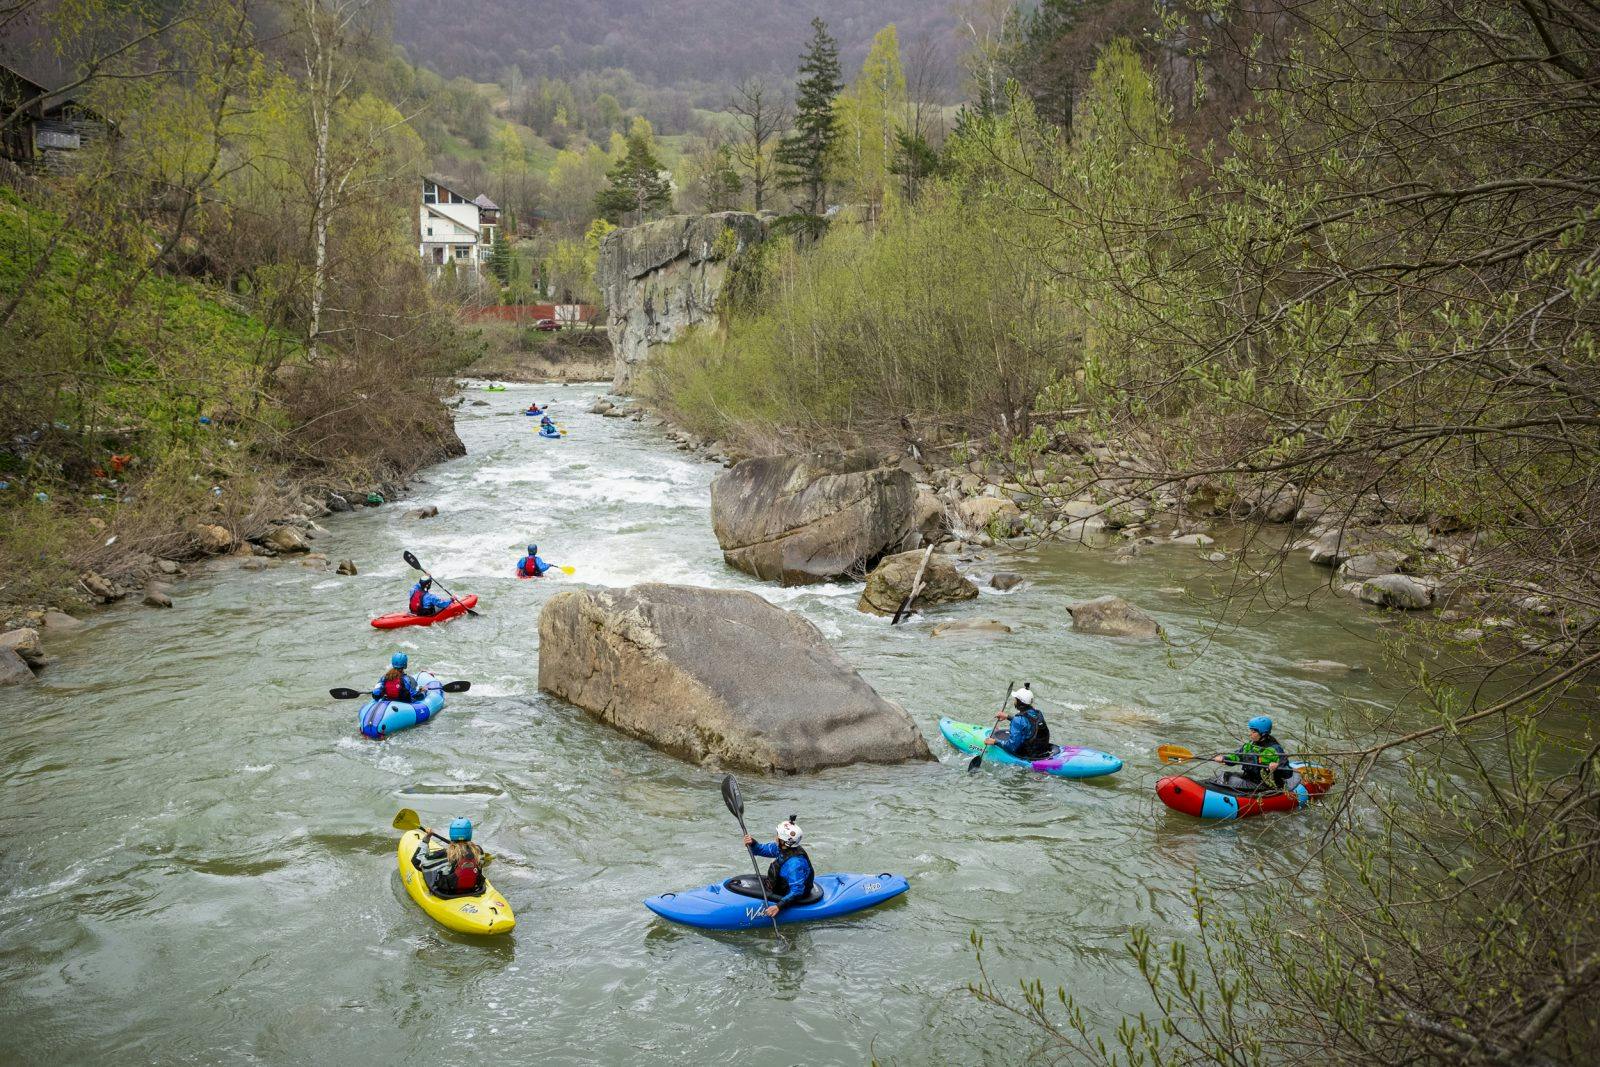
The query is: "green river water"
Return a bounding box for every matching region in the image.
[0,383,1414,1064]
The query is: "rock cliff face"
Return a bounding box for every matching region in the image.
[537,583,932,773]
[597,212,769,392]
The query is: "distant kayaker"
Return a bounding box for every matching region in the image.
[526,403,543,415]
[373,652,423,702]
[742,818,814,917]
[433,818,484,896]
[408,577,451,617]
[516,544,551,578]
[1212,716,1299,792]
[539,414,556,433]
[986,685,1052,758]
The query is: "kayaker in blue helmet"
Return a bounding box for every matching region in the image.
[1213,715,1298,791]
[373,652,422,702]
[516,544,551,578]
[408,577,451,618]
[742,817,814,917]
[986,685,1052,759]
[434,818,484,896]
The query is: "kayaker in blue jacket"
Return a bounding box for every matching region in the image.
[373,652,422,702]
[408,577,451,617]
[516,544,551,578]
[1212,716,1299,792]
[986,685,1052,758]
[742,818,814,917]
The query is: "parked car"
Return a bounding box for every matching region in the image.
[534,317,560,331]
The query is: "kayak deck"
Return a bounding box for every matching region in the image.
[645,872,908,930]
[397,830,514,935]
[939,718,1122,778]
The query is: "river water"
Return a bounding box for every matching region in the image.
[0,383,1410,1064]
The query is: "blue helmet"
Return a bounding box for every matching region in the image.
[527,544,537,556]
[448,818,472,842]
[1248,715,1273,735]
[391,652,408,669]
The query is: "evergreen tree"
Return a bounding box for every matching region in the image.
[489,232,513,284]
[889,129,944,201]
[776,17,843,217]
[594,132,672,224]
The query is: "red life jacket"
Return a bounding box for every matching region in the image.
[409,587,425,614]
[383,675,408,701]
[453,854,480,892]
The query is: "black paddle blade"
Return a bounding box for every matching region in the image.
[329,687,365,700]
[402,550,422,571]
[720,774,744,819]
[441,680,472,693]
[967,751,985,773]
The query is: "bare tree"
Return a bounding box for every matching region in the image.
[728,77,786,212]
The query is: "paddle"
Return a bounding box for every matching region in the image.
[392,807,493,867]
[1157,743,1337,787]
[967,679,1015,774]
[329,680,472,700]
[402,550,480,616]
[720,773,781,938]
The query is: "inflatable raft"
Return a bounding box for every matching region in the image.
[939,718,1123,778]
[358,671,444,739]
[370,594,477,630]
[645,872,908,931]
[1156,763,1330,819]
[397,829,514,935]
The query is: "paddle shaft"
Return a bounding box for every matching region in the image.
[968,679,1015,773]
[734,811,782,936]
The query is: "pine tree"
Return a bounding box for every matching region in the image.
[594,132,672,225]
[777,17,843,217]
[489,232,513,283]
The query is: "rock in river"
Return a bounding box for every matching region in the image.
[0,646,34,686]
[538,583,932,773]
[1067,595,1163,638]
[711,450,914,585]
[0,627,46,667]
[857,550,978,616]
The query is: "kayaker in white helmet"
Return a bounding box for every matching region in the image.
[986,684,1052,758]
[742,816,814,918]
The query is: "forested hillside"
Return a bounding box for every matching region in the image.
[391,0,956,91]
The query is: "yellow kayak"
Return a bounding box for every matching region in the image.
[397,829,515,936]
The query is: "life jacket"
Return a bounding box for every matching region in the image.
[382,674,415,702]
[1012,705,1049,755]
[1234,735,1289,784]
[409,585,437,616]
[518,556,540,577]
[766,845,813,898]
[452,852,480,893]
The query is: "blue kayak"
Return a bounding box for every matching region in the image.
[645,872,908,930]
[538,429,562,439]
[358,671,444,739]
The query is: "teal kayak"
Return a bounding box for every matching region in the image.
[939,717,1122,778]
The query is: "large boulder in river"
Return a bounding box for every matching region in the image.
[1067,595,1163,638]
[711,451,915,585]
[0,646,34,686]
[538,583,932,773]
[0,627,46,668]
[857,549,979,616]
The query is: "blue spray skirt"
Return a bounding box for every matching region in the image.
[644,872,908,930]
[358,671,444,739]
[538,429,562,439]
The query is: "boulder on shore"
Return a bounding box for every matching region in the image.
[0,627,46,667]
[538,583,932,773]
[953,497,1023,538]
[196,523,234,554]
[711,451,914,585]
[1359,574,1433,611]
[1067,595,1162,638]
[0,646,33,686]
[857,550,978,616]
[263,526,311,553]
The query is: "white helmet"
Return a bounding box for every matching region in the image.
[1012,686,1034,705]
[776,820,802,846]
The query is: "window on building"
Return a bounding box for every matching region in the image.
[423,181,437,204]
[454,246,470,260]
[426,226,433,236]
[483,226,494,243]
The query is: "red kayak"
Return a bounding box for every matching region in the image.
[1157,762,1331,820]
[370,595,478,630]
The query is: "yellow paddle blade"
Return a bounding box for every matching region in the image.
[558,565,575,575]
[1299,765,1336,786]
[1157,744,1196,765]
[392,808,421,831]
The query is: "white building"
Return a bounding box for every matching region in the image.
[419,177,500,273]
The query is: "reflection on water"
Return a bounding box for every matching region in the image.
[0,382,1411,1062]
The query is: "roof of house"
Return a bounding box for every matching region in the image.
[472,193,499,210]
[423,174,477,202]
[422,202,481,238]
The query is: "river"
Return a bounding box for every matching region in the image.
[0,383,1409,1064]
